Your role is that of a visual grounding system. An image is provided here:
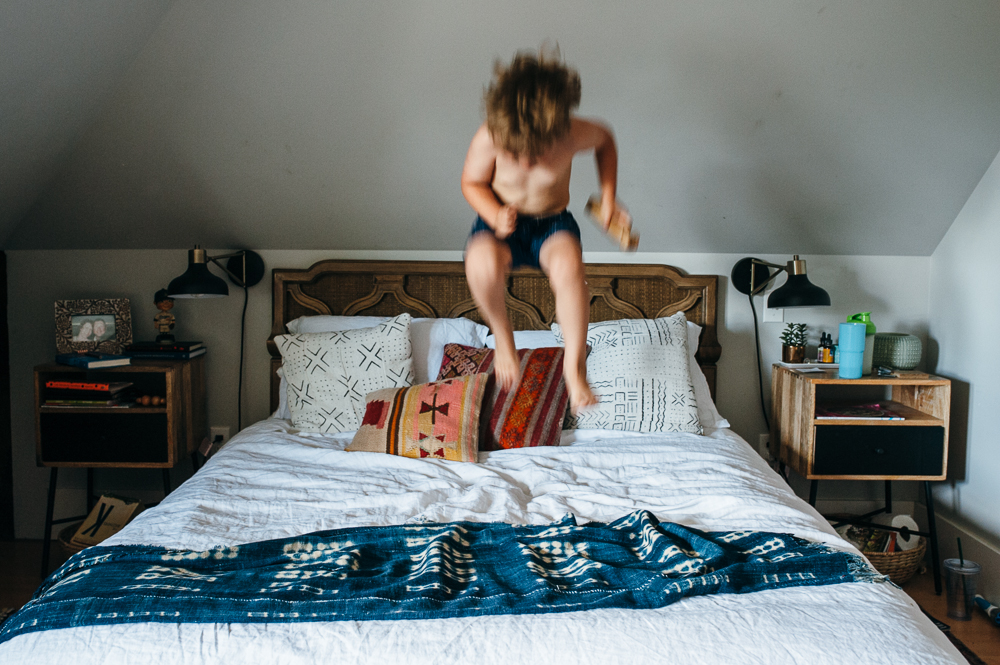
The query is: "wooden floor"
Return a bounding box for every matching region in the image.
[1,540,998,662]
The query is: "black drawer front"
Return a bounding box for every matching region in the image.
[813,426,944,476]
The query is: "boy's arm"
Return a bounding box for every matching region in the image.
[461,126,517,238]
[573,118,624,229]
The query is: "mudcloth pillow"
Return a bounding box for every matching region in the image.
[275,313,414,433]
[553,312,702,434]
[347,374,489,462]
[437,344,569,450]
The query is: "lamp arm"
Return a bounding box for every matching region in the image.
[749,259,788,297]
[206,252,248,287]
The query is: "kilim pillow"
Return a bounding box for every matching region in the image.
[552,312,702,434]
[275,314,414,433]
[436,344,569,450]
[347,374,489,462]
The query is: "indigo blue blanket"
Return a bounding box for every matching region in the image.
[0,511,883,643]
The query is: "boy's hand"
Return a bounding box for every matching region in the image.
[494,204,518,239]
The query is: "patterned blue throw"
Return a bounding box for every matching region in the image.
[1,511,883,643]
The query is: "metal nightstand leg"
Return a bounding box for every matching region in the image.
[924,481,942,595]
[41,468,58,578]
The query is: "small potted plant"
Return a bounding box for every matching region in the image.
[780,323,808,363]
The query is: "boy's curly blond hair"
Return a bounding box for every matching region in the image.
[485,50,581,157]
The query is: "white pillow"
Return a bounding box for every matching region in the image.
[686,321,730,430]
[553,312,702,434]
[275,314,414,433]
[281,315,489,393]
[414,318,490,383]
[485,330,560,349]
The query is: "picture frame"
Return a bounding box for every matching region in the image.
[55,299,133,355]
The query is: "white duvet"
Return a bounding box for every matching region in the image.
[2,419,963,664]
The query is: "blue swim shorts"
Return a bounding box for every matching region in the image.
[468,209,581,269]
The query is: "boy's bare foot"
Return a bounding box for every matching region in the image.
[494,346,522,392]
[564,369,598,415]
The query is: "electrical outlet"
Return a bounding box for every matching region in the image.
[758,433,770,457]
[210,426,231,445]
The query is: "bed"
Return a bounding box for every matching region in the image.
[0,260,964,664]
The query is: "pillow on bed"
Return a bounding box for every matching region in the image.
[275,314,414,433]
[485,329,560,349]
[553,312,702,434]
[686,321,730,430]
[437,344,569,450]
[285,315,489,384]
[346,374,489,462]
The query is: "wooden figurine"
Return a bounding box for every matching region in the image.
[154,289,176,343]
[585,196,639,251]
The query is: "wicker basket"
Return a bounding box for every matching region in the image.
[864,537,927,585]
[57,522,87,555]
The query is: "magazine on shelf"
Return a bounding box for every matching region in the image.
[815,403,905,420]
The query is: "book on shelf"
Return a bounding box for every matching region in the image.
[44,380,133,401]
[45,380,133,393]
[123,347,207,360]
[815,403,905,420]
[125,341,204,352]
[43,400,133,408]
[54,353,131,369]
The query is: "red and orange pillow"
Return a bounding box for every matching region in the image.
[347,374,489,463]
[436,343,569,451]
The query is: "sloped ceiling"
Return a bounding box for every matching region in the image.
[4,0,1000,255]
[0,0,174,247]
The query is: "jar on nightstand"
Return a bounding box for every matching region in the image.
[872,333,922,370]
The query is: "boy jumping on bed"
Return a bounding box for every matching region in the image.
[462,49,628,413]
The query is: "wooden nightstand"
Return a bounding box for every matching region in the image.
[35,357,207,575]
[770,364,950,593]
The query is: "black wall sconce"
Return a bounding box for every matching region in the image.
[167,247,266,431]
[731,255,831,435]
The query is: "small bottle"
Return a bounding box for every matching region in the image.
[818,333,833,363]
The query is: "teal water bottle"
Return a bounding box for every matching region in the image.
[847,312,876,375]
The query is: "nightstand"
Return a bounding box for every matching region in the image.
[35,357,207,576]
[770,364,950,593]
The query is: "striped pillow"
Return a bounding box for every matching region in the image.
[347,374,489,463]
[437,344,568,450]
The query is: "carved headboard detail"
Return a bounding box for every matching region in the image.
[269,260,720,413]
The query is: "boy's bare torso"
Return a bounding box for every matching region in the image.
[464,117,609,217]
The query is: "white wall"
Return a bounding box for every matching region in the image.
[7,0,1000,255]
[8,249,930,538]
[928,148,1000,582]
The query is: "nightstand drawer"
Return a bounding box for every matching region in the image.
[813,426,945,476]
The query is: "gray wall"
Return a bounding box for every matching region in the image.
[6,0,1000,255]
[7,248,932,538]
[928,148,1000,596]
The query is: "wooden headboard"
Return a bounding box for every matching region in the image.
[268,260,720,413]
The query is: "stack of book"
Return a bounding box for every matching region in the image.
[123,341,206,360]
[55,352,130,369]
[43,380,135,407]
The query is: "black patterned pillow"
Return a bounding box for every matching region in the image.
[275,314,414,433]
[553,312,702,434]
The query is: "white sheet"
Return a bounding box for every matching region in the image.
[1,420,963,664]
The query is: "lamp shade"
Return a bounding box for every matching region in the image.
[167,261,229,298]
[766,274,831,308]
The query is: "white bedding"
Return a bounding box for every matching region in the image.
[2,419,963,664]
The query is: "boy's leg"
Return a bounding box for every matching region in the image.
[539,232,597,413]
[465,232,521,390]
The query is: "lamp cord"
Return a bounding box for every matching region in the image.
[749,293,770,431]
[238,283,248,431]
